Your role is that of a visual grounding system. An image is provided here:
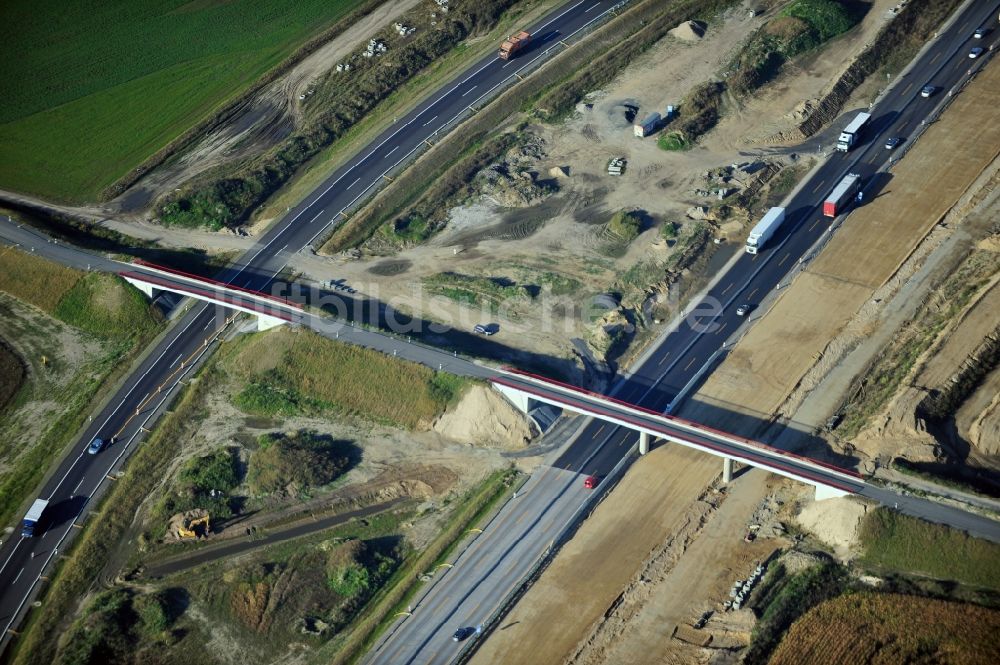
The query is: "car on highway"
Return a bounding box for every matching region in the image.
[974,27,986,39]
[920,85,936,98]
[884,136,902,149]
[583,475,599,489]
[452,627,474,642]
[735,304,752,317]
[87,437,106,455]
[969,47,984,59]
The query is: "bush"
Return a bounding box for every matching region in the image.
[247,430,354,495]
[660,221,678,240]
[179,448,239,495]
[605,210,642,243]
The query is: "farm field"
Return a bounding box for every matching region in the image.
[0,0,366,202]
[769,592,1000,665]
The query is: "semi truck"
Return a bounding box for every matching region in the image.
[745,207,786,254]
[823,173,862,217]
[499,31,530,60]
[836,112,871,152]
[22,498,49,538]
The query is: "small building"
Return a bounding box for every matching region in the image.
[634,112,661,138]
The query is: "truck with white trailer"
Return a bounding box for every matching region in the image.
[836,112,871,152]
[634,112,661,137]
[22,498,49,538]
[823,173,862,217]
[745,207,786,254]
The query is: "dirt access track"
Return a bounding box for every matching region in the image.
[686,59,1000,436]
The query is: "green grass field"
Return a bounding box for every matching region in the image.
[0,0,365,202]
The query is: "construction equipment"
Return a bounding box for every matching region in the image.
[172,509,210,539]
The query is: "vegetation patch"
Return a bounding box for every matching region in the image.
[156,448,241,523]
[160,0,521,230]
[0,0,371,202]
[424,271,533,310]
[53,273,161,340]
[222,327,469,428]
[744,560,847,665]
[602,209,643,244]
[859,508,1000,591]
[247,430,356,496]
[0,249,85,313]
[0,340,26,412]
[55,588,181,665]
[769,591,1000,665]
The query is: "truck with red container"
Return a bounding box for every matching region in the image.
[499,31,531,60]
[823,173,861,217]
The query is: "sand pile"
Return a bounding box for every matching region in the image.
[670,20,705,42]
[433,385,533,448]
[795,497,867,559]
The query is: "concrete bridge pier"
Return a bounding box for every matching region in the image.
[122,275,155,299]
[722,457,734,483]
[638,431,650,455]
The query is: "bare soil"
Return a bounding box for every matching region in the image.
[690,59,1000,466]
[0,295,105,475]
[470,444,726,665]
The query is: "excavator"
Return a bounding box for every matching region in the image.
[176,511,210,539]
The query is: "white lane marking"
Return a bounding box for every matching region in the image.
[203,321,212,330]
[422,115,438,127]
[586,2,600,11]
[385,145,399,158]
[309,211,324,223]
[347,177,361,189]
[13,568,23,583]
[74,477,85,493]
[0,539,21,577]
[169,353,182,369]
[461,85,478,97]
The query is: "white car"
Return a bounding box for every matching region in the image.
[973,28,985,39]
[920,85,936,98]
[969,47,984,59]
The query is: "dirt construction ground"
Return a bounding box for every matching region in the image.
[470,445,724,665]
[686,58,1000,441]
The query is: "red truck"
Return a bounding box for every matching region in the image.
[822,173,861,217]
[499,31,531,60]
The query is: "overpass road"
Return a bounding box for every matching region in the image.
[1,0,999,661]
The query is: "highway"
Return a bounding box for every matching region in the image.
[368,2,1000,663]
[0,0,998,661]
[0,0,629,651]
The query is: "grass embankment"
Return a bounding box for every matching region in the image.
[161,0,521,230]
[859,508,1000,591]
[0,250,161,528]
[220,327,468,428]
[0,0,370,202]
[770,592,1000,665]
[0,341,24,411]
[7,355,216,665]
[838,251,998,439]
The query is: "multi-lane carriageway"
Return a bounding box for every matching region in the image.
[3,0,1000,659]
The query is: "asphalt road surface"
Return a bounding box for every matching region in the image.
[368,3,1000,663]
[0,0,635,650]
